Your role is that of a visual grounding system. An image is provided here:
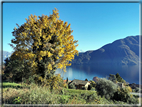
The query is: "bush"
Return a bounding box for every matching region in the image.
[82,86,86,90]
[132,87,140,92]
[135,87,140,93]
[63,83,68,89]
[13,97,22,104]
[81,93,89,100]
[87,93,97,102]
[58,95,69,104]
[126,86,132,92]
[115,73,126,83]
[90,80,96,88]
[88,85,92,90]
[113,87,139,104]
[68,83,76,89]
[132,89,136,92]
[113,87,128,102]
[59,89,65,95]
[108,74,117,83]
[95,78,117,100]
[127,95,139,104]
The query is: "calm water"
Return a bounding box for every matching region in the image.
[55,64,140,84]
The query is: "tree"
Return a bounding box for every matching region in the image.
[108,74,117,83]
[66,77,68,83]
[2,53,31,83]
[9,8,79,87]
[85,78,88,81]
[115,73,126,83]
[2,62,6,75]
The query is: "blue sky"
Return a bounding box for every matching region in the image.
[3,3,139,53]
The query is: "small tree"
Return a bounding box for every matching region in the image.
[115,73,126,83]
[85,78,88,81]
[90,80,96,88]
[66,77,68,83]
[3,53,31,83]
[108,74,117,83]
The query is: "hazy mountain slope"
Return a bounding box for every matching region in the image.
[71,35,140,66]
[0,51,12,65]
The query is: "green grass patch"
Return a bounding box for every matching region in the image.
[3,82,22,86]
[2,82,30,89]
[65,88,96,94]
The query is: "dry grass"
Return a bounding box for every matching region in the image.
[3,87,29,104]
[2,82,140,105]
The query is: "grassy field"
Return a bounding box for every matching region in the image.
[2,82,141,107]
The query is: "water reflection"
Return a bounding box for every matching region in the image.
[55,64,140,84]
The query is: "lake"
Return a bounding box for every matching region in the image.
[55,64,140,84]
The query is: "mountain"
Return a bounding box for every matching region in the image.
[0,51,12,65]
[71,35,140,66]
[78,50,86,53]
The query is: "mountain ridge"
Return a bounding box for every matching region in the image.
[1,35,140,66]
[71,35,140,66]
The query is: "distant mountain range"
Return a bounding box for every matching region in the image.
[71,35,140,66]
[1,35,140,66]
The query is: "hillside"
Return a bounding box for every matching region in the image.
[71,35,140,66]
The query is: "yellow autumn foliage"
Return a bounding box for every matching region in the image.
[9,8,78,86]
[126,86,132,92]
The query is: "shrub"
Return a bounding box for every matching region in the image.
[58,77,64,87]
[135,87,140,93]
[60,89,64,95]
[91,87,96,91]
[113,87,128,101]
[95,78,117,100]
[113,87,139,104]
[88,85,92,90]
[81,93,89,100]
[115,73,126,83]
[132,89,136,92]
[132,87,140,92]
[68,83,76,89]
[108,74,117,83]
[21,85,60,104]
[58,95,70,104]
[127,95,139,104]
[13,97,22,104]
[82,86,86,90]
[87,93,98,102]
[126,86,132,92]
[63,83,68,89]
[90,80,96,88]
